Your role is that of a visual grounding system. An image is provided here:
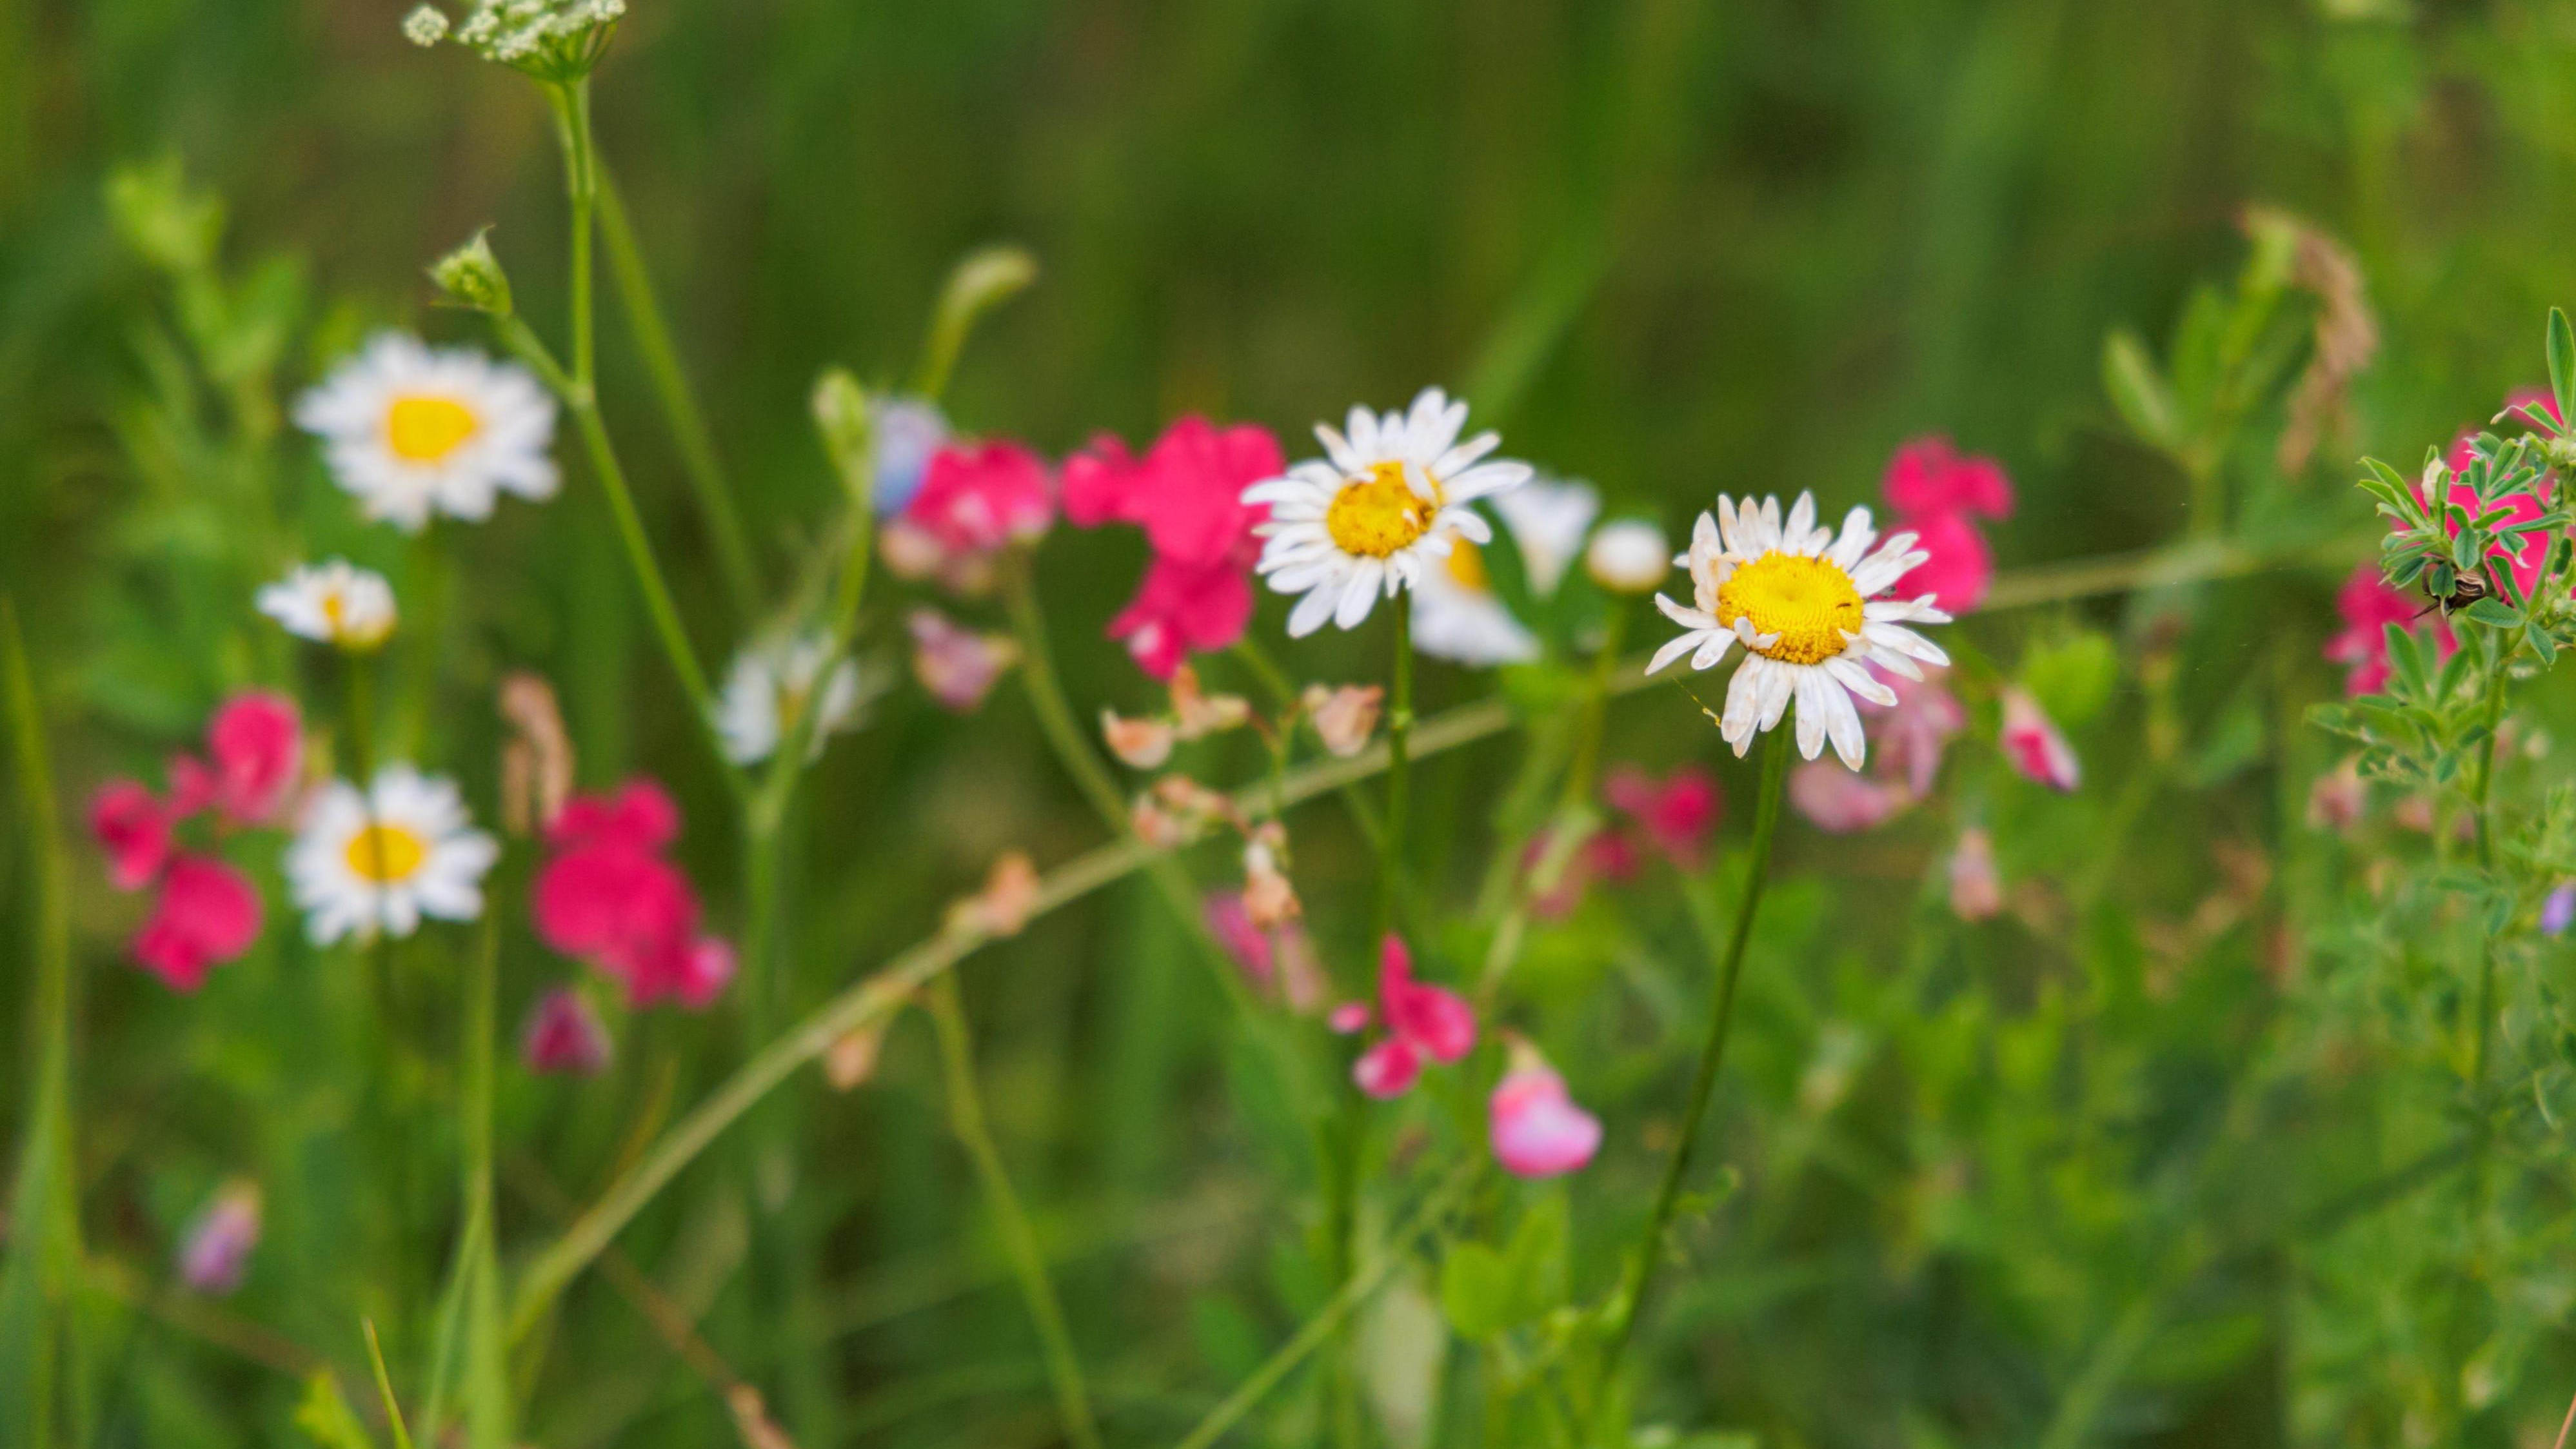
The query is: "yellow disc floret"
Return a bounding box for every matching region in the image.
[1444,538,1491,592]
[385,395,481,463]
[1325,460,1438,558]
[1716,551,1864,665]
[346,823,429,884]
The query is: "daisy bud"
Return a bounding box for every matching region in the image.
[1169,665,1251,740]
[1998,689,2080,792]
[1488,1039,1602,1179]
[428,228,511,317]
[1242,827,1300,929]
[1302,684,1384,758]
[177,1181,262,1295]
[1102,710,1176,770]
[811,368,874,509]
[1584,518,1671,595]
[1948,828,2003,922]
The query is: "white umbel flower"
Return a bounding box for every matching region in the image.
[257,560,398,650]
[295,333,558,533]
[1649,492,1952,770]
[287,765,499,945]
[1412,479,1600,667]
[713,633,876,767]
[1243,388,1533,637]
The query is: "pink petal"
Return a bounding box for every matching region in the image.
[90,780,172,891]
[204,691,303,825]
[1377,934,1476,1064]
[1489,1067,1603,1178]
[1999,689,2080,793]
[520,987,613,1075]
[1352,1035,1423,1098]
[134,856,263,991]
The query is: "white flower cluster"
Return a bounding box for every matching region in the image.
[404,0,626,75]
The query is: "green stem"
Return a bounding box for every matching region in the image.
[2468,649,2510,1090]
[1596,729,1790,1390]
[595,164,762,619]
[925,977,1104,1449]
[1375,595,1414,943]
[1231,638,1381,847]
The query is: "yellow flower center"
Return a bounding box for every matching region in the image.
[321,588,349,635]
[1325,461,1438,559]
[1444,538,1490,593]
[385,395,481,464]
[344,822,429,884]
[1716,551,1864,665]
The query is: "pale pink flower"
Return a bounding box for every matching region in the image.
[907,609,1019,713]
[1350,936,1476,1099]
[533,781,732,1010]
[1206,891,1327,1012]
[201,692,303,825]
[90,780,172,890]
[1789,761,1911,834]
[1948,828,2003,921]
[947,851,1042,938]
[1487,1041,1601,1179]
[1328,1001,1371,1034]
[1603,765,1721,871]
[134,856,263,992]
[1302,684,1383,758]
[177,1181,262,1295]
[2306,756,2366,834]
[1102,710,1176,769]
[1169,665,1251,739]
[520,987,611,1076]
[1242,825,1301,929]
[1870,674,1967,796]
[1998,689,2079,791]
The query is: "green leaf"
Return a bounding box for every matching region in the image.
[2549,307,2574,435]
[2464,597,2523,629]
[2101,330,2181,451]
[295,1372,379,1449]
[913,244,1038,400]
[1438,1243,1516,1341]
[2018,631,2120,727]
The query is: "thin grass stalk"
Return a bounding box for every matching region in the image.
[924,977,1104,1449]
[594,164,762,619]
[1594,728,1790,1395]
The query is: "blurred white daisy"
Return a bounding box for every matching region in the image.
[1649,493,1950,769]
[287,765,499,945]
[713,633,879,767]
[256,560,398,651]
[295,333,558,533]
[1243,388,1532,636]
[1412,480,1600,667]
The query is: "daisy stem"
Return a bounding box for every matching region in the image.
[1596,726,1790,1395]
[924,976,1104,1449]
[536,79,726,772]
[595,163,763,621]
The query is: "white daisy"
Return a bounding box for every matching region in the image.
[1242,387,1533,637]
[713,633,878,767]
[256,560,398,651]
[294,332,559,533]
[287,765,499,945]
[1412,479,1601,667]
[1648,492,1952,770]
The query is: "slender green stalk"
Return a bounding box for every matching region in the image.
[1596,729,1791,1390]
[1375,594,1414,942]
[2467,648,2511,1090]
[924,977,1103,1449]
[1169,1163,1477,1449]
[595,164,762,618]
[1232,636,1382,846]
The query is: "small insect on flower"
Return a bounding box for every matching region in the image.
[287,765,500,945]
[259,560,399,651]
[1649,493,1952,769]
[714,633,875,766]
[1244,388,1533,636]
[295,333,558,533]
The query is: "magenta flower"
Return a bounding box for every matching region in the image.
[1895,511,1996,615]
[1603,765,1721,871]
[521,987,613,1076]
[881,440,1055,591]
[134,856,263,991]
[1064,419,1282,680]
[176,1181,262,1295]
[533,781,733,1010]
[1999,689,2080,792]
[2324,560,2448,696]
[1349,935,1477,1100]
[200,692,304,825]
[91,781,173,889]
[1881,437,2014,613]
[1488,1043,1601,1179]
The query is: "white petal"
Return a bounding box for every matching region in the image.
[1288,581,1342,637]
[1648,629,1710,674]
[1335,562,1385,629]
[1793,671,1828,760]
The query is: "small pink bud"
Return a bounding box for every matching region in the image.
[1170,665,1251,739]
[908,609,1020,713]
[1101,709,1176,769]
[1948,827,2003,922]
[1242,828,1300,929]
[1352,1034,1423,1098]
[1302,684,1383,758]
[90,781,172,891]
[824,1016,892,1091]
[177,1181,262,1295]
[1329,1001,1372,1034]
[947,851,1042,938]
[520,988,612,1076]
[2306,756,2366,834]
[1488,1044,1601,1179]
[1999,689,2080,792]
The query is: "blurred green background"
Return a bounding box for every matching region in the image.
[14,1,2576,1446]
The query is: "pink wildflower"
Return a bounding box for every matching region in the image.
[1109,557,1258,682]
[1789,761,1911,834]
[1206,891,1327,1012]
[1065,419,1282,678]
[1881,437,2014,614]
[1896,511,1996,614]
[907,609,1020,713]
[1487,1042,1601,1179]
[1350,935,1476,1099]
[133,856,263,992]
[1998,689,2079,792]
[533,781,732,1010]
[881,441,1054,590]
[177,1181,262,1295]
[1949,828,2003,921]
[202,692,303,825]
[521,987,613,1076]
[2324,561,2448,696]
[91,781,172,890]
[1872,674,1967,797]
[1603,765,1720,871]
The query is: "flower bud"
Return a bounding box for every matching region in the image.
[1301,684,1384,758]
[429,228,512,317]
[1584,518,1671,595]
[811,368,874,509]
[1102,710,1176,770]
